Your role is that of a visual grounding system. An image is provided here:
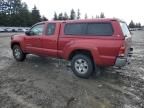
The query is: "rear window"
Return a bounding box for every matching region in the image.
[64,23,86,35]
[87,23,113,35]
[64,22,113,36]
[120,22,130,36]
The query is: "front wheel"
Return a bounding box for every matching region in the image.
[71,54,94,78]
[12,45,26,61]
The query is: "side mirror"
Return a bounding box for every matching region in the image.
[25,31,31,36]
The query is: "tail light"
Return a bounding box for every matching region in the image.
[118,45,125,57]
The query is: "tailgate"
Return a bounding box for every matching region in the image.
[120,22,133,57]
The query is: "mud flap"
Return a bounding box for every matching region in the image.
[92,63,102,78]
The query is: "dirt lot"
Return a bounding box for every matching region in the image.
[0,31,144,108]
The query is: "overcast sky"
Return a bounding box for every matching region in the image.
[22,0,144,25]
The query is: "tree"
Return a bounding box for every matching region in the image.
[96,15,99,18]
[129,20,135,28]
[0,0,24,26]
[0,0,9,14]
[41,16,48,21]
[135,23,141,28]
[58,13,63,20]
[77,9,80,19]
[31,5,41,25]
[0,13,8,26]
[53,12,58,20]
[138,23,141,28]
[85,13,88,19]
[17,3,32,26]
[70,9,76,20]
[0,0,41,27]
[11,0,22,14]
[63,12,69,20]
[100,12,105,18]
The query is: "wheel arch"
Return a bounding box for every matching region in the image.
[68,49,94,62]
[11,42,21,49]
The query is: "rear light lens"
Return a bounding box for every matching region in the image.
[118,46,125,57]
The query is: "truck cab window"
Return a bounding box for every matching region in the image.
[47,23,56,35]
[30,24,44,36]
[64,23,86,35]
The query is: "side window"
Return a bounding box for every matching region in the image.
[120,22,130,36]
[87,23,113,36]
[47,23,56,35]
[64,23,87,35]
[30,24,44,36]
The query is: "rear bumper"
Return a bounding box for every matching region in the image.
[115,57,127,67]
[115,48,133,67]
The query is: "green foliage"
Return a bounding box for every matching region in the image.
[41,16,48,21]
[95,12,105,18]
[53,9,106,21]
[96,15,99,18]
[100,12,105,18]
[85,13,88,19]
[129,20,141,28]
[53,9,81,21]
[58,13,63,20]
[0,0,47,27]
[31,6,41,25]
[63,12,69,20]
[77,9,80,19]
[129,20,135,28]
[96,12,105,18]
[53,12,69,20]
[70,9,76,20]
[135,23,141,28]
[53,12,58,20]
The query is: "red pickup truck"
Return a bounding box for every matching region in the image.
[11,19,133,78]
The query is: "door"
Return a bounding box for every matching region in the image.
[42,23,59,57]
[24,23,45,54]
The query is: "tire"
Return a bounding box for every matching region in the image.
[12,45,26,61]
[71,54,94,78]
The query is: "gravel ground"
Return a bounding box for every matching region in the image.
[0,31,144,108]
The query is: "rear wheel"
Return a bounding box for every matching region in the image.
[71,54,94,78]
[12,45,26,61]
